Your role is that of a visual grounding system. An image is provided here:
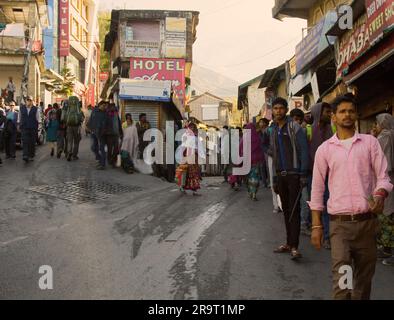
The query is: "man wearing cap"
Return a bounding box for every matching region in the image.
[18,96,41,163]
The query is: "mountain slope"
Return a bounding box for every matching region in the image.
[190,64,239,98]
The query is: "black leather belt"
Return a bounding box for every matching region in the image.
[277,171,299,177]
[330,212,377,222]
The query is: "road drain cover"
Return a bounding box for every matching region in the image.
[28,179,143,203]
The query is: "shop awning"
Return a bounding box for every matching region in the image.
[258,63,285,89]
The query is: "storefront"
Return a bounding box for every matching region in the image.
[332,0,394,133]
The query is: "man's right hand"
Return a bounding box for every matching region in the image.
[311,228,323,250]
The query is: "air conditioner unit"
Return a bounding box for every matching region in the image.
[303,94,311,112]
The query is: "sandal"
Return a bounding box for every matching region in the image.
[290,249,302,260]
[274,245,291,253]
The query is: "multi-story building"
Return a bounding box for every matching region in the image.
[103,10,200,128]
[273,0,394,132]
[0,0,48,104]
[42,0,100,106]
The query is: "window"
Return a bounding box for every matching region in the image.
[72,18,79,39]
[202,105,219,121]
[82,29,88,47]
[82,3,88,20]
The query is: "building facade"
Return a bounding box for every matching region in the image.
[0,0,48,104]
[104,10,199,126]
[274,0,394,132]
[188,92,232,128]
[41,0,100,107]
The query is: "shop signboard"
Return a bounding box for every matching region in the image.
[295,11,337,74]
[119,79,172,102]
[366,0,394,46]
[59,0,70,57]
[130,58,186,103]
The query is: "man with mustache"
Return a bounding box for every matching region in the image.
[309,94,393,300]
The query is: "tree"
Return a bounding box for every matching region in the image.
[98,11,111,72]
[53,66,76,97]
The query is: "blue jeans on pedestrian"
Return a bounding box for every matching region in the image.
[98,136,106,167]
[91,133,100,160]
[300,186,311,228]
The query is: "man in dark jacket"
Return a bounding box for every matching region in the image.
[270,97,309,260]
[18,96,41,163]
[93,101,109,170]
[104,103,122,166]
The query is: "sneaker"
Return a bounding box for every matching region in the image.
[96,165,105,170]
[29,158,34,162]
[50,149,54,157]
[67,154,72,162]
[290,248,302,260]
[23,157,29,163]
[382,256,394,266]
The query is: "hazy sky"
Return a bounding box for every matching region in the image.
[97,0,306,84]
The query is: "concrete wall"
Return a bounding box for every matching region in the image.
[189,94,229,128]
[247,79,265,120]
[0,65,24,103]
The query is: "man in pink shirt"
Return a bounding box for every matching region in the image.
[309,94,393,300]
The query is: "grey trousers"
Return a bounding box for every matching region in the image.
[66,126,81,157]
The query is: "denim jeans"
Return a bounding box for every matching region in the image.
[300,186,311,228]
[98,136,107,167]
[91,133,100,160]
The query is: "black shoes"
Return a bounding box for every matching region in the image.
[50,149,54,157]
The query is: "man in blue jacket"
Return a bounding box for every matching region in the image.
[270,97,309,260]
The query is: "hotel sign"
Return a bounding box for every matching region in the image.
[59,0,70,57]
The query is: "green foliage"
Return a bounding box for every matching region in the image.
[53,66,76,97]
[98,11,111,72]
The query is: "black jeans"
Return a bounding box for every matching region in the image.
[277,174,302,249]
[106,134,119,165]
[22,129,36,159]
[5,128,16,157]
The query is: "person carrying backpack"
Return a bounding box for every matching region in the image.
[62,96,84,161]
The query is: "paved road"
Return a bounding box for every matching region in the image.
[0,137,393,299]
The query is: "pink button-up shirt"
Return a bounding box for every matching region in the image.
[309,133,393,215]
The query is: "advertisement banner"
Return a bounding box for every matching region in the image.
[336,14,370,79]
[59,0,70,57]
[119,79,172,102]
[86,84,95,106]
[99,72,109,82]
[129,58,186,103]
[366,0,394,46]
[295,11,336,74]
[165,17,187,58]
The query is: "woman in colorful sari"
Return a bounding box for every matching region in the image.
[376,113,394,266]
[182,122,205,196]
[241,123,263,201]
